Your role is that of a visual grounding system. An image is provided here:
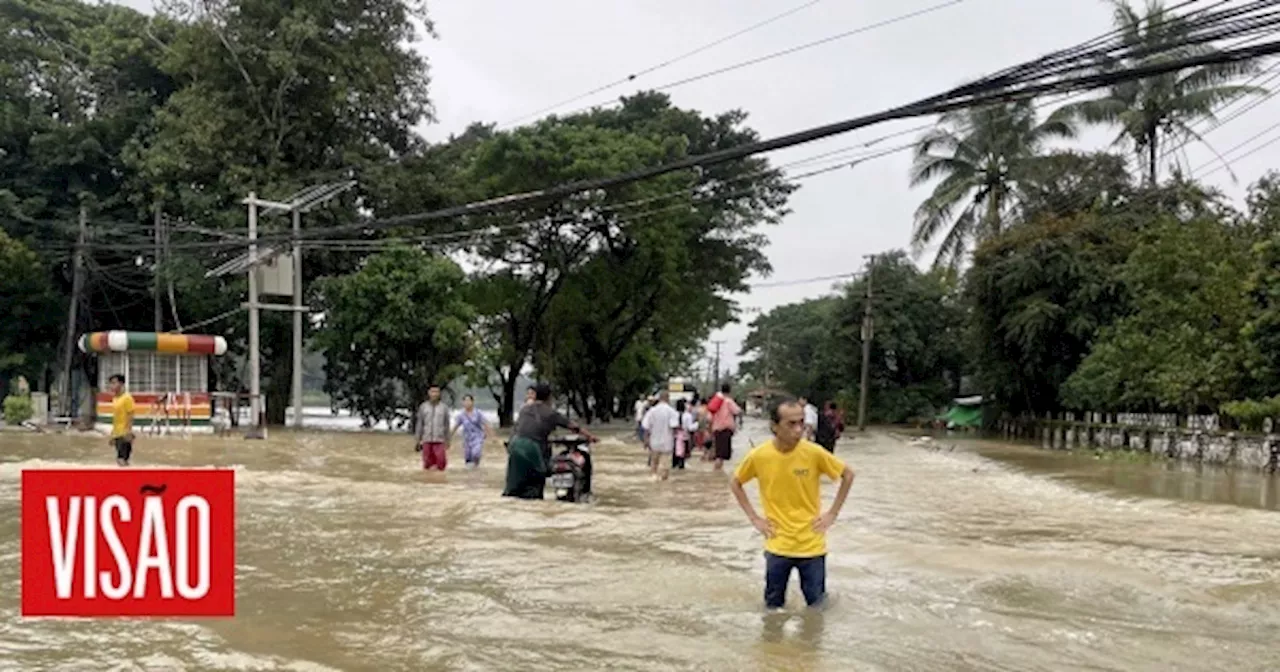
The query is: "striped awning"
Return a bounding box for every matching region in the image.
[78,331,228,356]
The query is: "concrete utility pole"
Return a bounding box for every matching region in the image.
[246,193,264,438]
[764,331,773,389]
[58,206,88,418]
[291,208,303,428]
[711,340,724,390]
[857,254,875,431]
[153,203,163,332]
[214,182,352,436]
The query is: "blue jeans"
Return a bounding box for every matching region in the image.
[764,551,826,609]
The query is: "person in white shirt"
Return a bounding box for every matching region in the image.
[673,399,698,470]
[800,396,819,440]
[642,391,680,482]
[634,396,649,444]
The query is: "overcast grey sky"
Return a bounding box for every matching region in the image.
[123,0,1278,372]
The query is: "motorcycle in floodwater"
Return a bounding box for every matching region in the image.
[547,435,594,503]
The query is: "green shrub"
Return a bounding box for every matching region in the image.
[1219,396,1280,432]
[3,394,34,425]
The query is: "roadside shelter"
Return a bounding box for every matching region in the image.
[79,331,228,434]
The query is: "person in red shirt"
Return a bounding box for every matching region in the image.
[706,383,742,471]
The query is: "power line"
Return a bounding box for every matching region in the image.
[501,0,826,127]
[106,0,1272,255]
[1156,31,1280,170]
[350,36,1280,234]
[553,0,969,120]
[32,0,1277,262]
[750,272,860,288]
[1194,115,1280,177]
[255,158,864,255]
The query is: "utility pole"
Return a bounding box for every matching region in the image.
[291,208,304,428]
[217,182,351,436]
[764,331,773,389]
[58,206,88,419]
[857,254,875,431]
[711,340,724,390]
[246,193,263,438]
[153,203,163,332]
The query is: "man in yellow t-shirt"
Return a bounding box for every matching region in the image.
[730,399,855,610]
[107,374,136,467]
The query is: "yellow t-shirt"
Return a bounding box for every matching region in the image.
[733,439,847,558]
[111,393,135,438]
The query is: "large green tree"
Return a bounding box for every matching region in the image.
[0,0,183,394]
[1063,216,1253,412]
[738,297,842,403]
[313,247,473,428]
[463,93,791,424]
[0,230,60,390]
[738,252,965,424]
[966,212,1135,417]
[1059,0,1264,184]
[834,253,966,423]
[909,101,1075,268]
[129,0,435,422]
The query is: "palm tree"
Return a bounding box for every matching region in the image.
[910,100,1075,269]
[1059,0,1265,185]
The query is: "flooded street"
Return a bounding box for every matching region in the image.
[2,421,1279,671]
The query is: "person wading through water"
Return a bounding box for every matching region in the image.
[415,384,453,471]
[814,401,845,453]
[730,399,855,611]
[707,383,741,471]
[453,394,491,468]
[642,390,679,481]
[107,374,136,467]
[799,396,819,441]
[673,398,696,470]
[504,383,597,499]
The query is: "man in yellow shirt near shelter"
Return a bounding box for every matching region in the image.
[730,399,855,610]
[107,373,136,467]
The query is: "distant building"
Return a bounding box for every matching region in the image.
[745,386,788,416]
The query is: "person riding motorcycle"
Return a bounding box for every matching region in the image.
[503,382,598,499]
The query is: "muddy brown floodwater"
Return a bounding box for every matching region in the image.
[2,421,1279,671]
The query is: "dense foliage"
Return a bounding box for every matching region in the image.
[313,248,473,428]
[738,253,966,424]
[0,0,790,426]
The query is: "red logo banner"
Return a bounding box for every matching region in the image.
[21,469,235,617]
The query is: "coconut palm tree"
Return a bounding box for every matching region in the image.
[1059,0,1265,185]
[910,100,1075,269]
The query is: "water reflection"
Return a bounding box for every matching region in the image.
[0,424,1277,671]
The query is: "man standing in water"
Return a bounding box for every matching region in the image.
[504,383,597,499]
[730,400,855,610]
[107,374,135,467]
[642,390,679,481]
[415,384,452,471]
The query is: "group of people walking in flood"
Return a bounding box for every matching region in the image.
[409,379,855,612]
[634,383,746,480]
